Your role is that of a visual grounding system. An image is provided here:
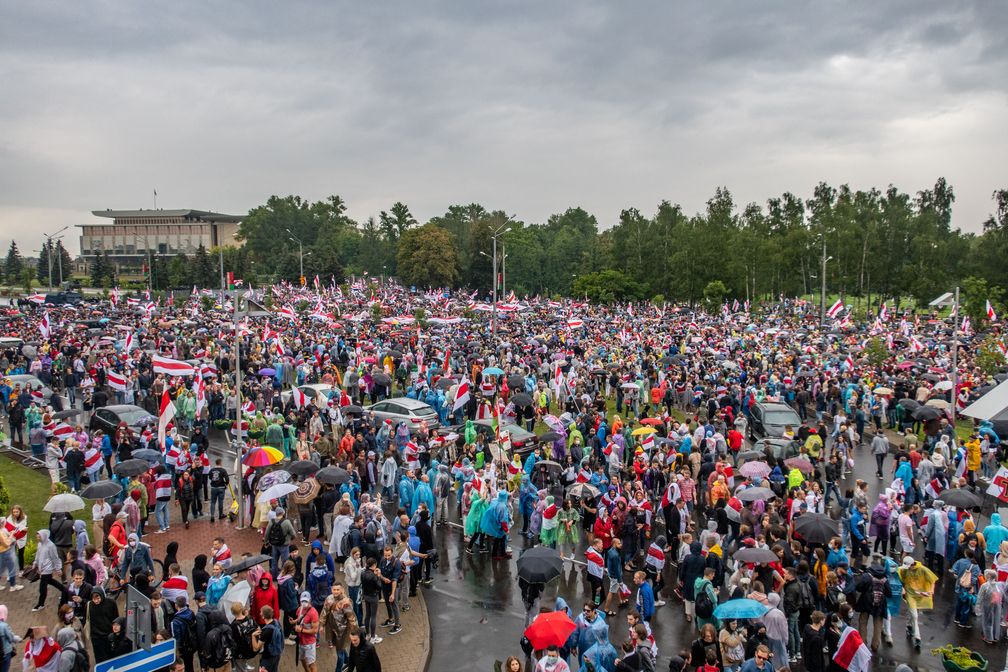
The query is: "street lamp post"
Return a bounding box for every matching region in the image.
[42,226,68,291]
[287,229,304,282]
[489,223,510,338]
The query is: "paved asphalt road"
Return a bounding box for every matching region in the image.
[415,432,1008,672]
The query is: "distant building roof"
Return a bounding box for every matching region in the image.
[90,209,243,223]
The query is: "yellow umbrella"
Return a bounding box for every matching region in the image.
[631,426,657,436]
[873,386,893,395]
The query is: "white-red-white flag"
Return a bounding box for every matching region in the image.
[39,312,51,339]
[152,355,195,377]
[987,299,997,321]
[827,299,844,319]
[291,387,308,409]
[157,390,176,448]
[107,371,128,391]
[452,378,470,412]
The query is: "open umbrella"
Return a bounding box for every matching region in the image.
[220,580,252,622]
[52,409,81,420]
[343,405,363,415]
[511,393,533,408]
[737,450,765,462]
[257,482,299,504]
[114,458,152,478]
[784,457,815,474]
[897,399,920,411]
[223,553,270,576]
[736,487,776,503]
[79,480,123,500]
[631,426,656,437]
[507,374,526,390]
[533,460,562,473]
[242,446,285,468]
[566,483,600,500]
[316,466,352,485]
[793,513,840,544]
[639,418,664,426]
[713,598,769,619]
[933,380,953,391]
[287,460,319,477]
[44,493,85,513]
[257,470,292,491]
[482,366,505,377]
[372,372,392,386]
[516,546,564,584]
[912,405,942,421]
[524,611,576,650]
[435,377,455,390]
[738,462,772,480]
[620,382,640,390]
[258,367,276,377]
[132,448,163,465]
[940,488,983,509]
[290,478,321,504]
[538,431,561,443]
[873,387,893,395]
[732,547,779,564]
[925,398,950,410]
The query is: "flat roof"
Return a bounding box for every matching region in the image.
[90,209,243,223]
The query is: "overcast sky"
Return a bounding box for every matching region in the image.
[1,1,1005,255]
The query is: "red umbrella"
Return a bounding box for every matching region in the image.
[639,418,664,426]
[523,611,576,650]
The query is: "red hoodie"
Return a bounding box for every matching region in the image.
[251,574,280,625]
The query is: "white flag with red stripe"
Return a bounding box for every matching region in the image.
[193,372,206,418]
[291,387,308,409]
[987,299,997,321]
[39,311,51,339]
[152,355,195,377]
[107,371,128,391]
[157,390,176,448]
[566,318,583,329]
[827,299,844,319]
[832,626,871,672]
[452,377,470,412]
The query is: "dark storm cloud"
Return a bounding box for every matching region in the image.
[0,1,1004,250]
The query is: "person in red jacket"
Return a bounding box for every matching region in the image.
[251,572,280,626]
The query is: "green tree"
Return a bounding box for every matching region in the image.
[961,276,1004,327]
[167,254,190,288]
[3,242,22,285]
[703,280,729,308]
[863,337,888,368]
[572,270,645,303]
[396,224,459,288]
[975,337,1007,377]
[191,243,215,288]
[21,267,34,293]
[90,253,107,288]
[36,244,51,286]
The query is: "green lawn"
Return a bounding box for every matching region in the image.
[0,453,53,541]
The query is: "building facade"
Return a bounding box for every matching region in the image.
[78,209,242,264]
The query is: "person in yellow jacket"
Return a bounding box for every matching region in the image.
[897,555,937,652]
[804,429,823,464]
[965,435,982,485]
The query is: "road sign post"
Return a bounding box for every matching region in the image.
[125,585,153,651]
[95,639,175,672]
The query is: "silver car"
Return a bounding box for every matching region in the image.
[364,397,439,433]
[7,374,70,409]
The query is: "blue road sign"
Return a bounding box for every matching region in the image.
[95,639,176,672]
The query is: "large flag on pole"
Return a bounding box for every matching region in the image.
[107,371,128,391]
[157,390,176,448]
[827,299,844,319]
[152,355,195,377]
[452,377,470,413]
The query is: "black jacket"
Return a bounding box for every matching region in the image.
[801,624,827,672]
[347,639,382,672]
[88,593,119,639]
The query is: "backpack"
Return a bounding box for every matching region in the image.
[959,570,973,590]
[69,646,90,672]
[203,623,235,667]
[798,579,816,611]
[176,614,198,654]
[694,585,715,618]
[267,520,287,547]
[340,530,354,558]
[264,621,284,658]
[870,576,887,610]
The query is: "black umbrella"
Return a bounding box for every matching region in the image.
[343,405,363,415]
[113,458,151,478]
[793,513,840,544]
[372,373,392,386]
[539,431,561,443]
[383,349,403,359]
[287,460,320,477]
[533,460,562,474]
[224,553,270,576]
[897,399,920,411]
[53,409,81,420]
[79,479,123,499]
[737,450,764,462]
[132,448,162,465]
[512,393,533,408]
[939,488,983,509]
[733,547,779,564]
[316,466,352,486]
[435,378,455,390]
[507,374,526,390]
[736,487,775,502]
[516,546,564,584]
[912,405,942,421]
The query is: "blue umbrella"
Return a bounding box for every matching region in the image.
[712,599,768,620]
[483,366,505,376]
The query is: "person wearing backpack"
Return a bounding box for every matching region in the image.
[170,596,198,672]
[853,560,891,652]
[692,567,718,631]
[258,605,284,672]
[265,508,295,578]
[56,625,89,672]
[201,607,236,672]
[230,603,261,671]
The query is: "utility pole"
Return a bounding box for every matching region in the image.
[287,229,304,283]
[951,285,960,425]
[219,244,225,293]
[233,290,245,528]
[42,226,68,292]
[492,233,498,337]
[819,236,827,325]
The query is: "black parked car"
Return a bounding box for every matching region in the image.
[89,405,157,436]
[748,402,802,440]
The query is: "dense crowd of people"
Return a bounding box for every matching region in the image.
[0,282,1005,672]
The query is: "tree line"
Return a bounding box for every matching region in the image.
[233,180,1008,311]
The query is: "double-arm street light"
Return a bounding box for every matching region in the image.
[287,229,306,283]
[42,226,69,291]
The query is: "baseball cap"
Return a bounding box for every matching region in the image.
[300,591,311,604]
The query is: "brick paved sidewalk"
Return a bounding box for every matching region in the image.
[1,513,429,672]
